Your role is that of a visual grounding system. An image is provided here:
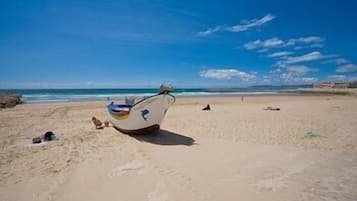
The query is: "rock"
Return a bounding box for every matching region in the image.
[0,93,22,108]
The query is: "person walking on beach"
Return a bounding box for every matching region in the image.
[241,96,244,102]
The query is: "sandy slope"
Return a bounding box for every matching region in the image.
[0,95,357,201]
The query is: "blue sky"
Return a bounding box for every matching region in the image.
[0,0,357,88]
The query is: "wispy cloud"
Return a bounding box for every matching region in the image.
[263,67,319,85]
[280,73,318,84]
[297,77,318,83]
[228,14,275,32]
[326,74,357,82]
[321,58,356,73]
[257,48,269,53]
[336,64,357,73]
[326,75,347,81]
[280,51,325,65]
[243,36,324,51]
[286,36,324,46]
[244,38,284,50]
[335,58,349,65]
[199,69,256,81]
[268,51,293,58]
[280,73,317,83]
[285,65,318,76]
[349,76,357,82]
[322,58,349,65]
[310,43,324,48]
[198,14,275,36]
[197,26,222,36]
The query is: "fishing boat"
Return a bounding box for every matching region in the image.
[107,86,175,134]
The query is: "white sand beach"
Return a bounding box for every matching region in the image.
[1,95,357,201]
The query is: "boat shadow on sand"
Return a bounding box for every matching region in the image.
[128,129,195,146]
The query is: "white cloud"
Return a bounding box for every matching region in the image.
[269,68,282,74]
[326,75,347,81]
[244,38,284,50]
[280,73,317,84]
[275,52,331,71]
[256,48,269,53]
[349,76,357,82]
[199,69,256,81]
[197,26,222,36]
[198,14,275,36]
[336,64,357,73]
[335,58,349,65]
[322,58,349,65]
[285,65,318,76]
[228,14,275,32]
[299,77,318,83]
[310,43,324,48]
[280,72,294,80]
[244,36,324,51]
[268,51,293,58]
[283,51,325,64]
[267,64,319,84]
[286,36,324,46]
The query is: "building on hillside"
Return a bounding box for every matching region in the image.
[314,82,356,88]
[348,82,357,88]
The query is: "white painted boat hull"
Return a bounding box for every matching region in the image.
[107,94,175,134]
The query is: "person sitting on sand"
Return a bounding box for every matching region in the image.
[202,104,211,111]
[92,116,103,129]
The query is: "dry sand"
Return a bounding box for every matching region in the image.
[1,95,357,201]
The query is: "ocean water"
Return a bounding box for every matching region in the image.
[0,85,311,103]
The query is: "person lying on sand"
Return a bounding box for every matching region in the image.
[32,131,58,144]
[264,107,280,111]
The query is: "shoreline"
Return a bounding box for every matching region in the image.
[1,87,312,104]
[17,90,353,105]
[20,92,281,104]
[6,86,354,105]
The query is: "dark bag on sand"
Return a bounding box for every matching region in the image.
[44,131,54,141]
[32,137,42,144]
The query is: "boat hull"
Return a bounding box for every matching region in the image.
[107,94,175,134]
[113,124,160,135]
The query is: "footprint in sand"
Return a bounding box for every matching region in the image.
[256,177,287,191]
[108,160,145,178]
[147,182,169,201]
[256,161,315,191]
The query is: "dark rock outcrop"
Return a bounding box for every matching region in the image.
[0,93,22,108]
